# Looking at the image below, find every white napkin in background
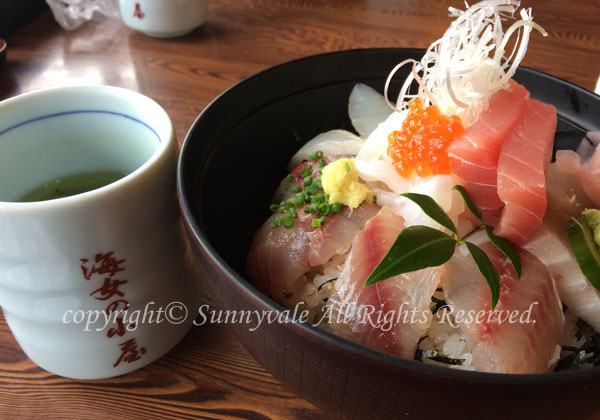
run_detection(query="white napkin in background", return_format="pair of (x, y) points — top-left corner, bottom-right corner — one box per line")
(46, 0), (120, 31)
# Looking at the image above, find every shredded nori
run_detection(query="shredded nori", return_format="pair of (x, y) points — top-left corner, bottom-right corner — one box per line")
(431, 296), (448, 315)
(415, 347), (465, 366)
(556, 318), (600, 371)
(317, 277), (337, 291)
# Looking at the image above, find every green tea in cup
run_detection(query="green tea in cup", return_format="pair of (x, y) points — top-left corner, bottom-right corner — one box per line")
(18, 170), (128, 202)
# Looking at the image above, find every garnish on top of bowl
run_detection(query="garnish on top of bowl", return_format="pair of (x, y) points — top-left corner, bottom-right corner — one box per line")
(246, 0), (600, 374)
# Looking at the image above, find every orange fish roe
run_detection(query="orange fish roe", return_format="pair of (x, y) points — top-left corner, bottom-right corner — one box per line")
(388, 98), (464, 178)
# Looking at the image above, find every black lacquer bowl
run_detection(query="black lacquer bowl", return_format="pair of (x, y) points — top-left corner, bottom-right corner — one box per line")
(0, 40), (6, 70)
(177, 48), (600, 420)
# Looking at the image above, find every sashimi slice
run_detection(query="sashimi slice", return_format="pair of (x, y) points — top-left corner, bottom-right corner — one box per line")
(247, 202), (378, 302)
(523, 210), (600, 333)
(553, 147), (600, 208)
(287, 130), (364, 170)
(328, 207), (441, 359)
(494, 98), (557, 243)
(348, 83), (392, 138)
(447, 82), (529, 212)
(442, 242), (564, 374)
(247, 159), (379, 301)
(547, 147), (599, 215)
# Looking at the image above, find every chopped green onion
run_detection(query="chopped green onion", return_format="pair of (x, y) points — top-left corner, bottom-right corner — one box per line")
(344, 162), (351, 172)
(319, 159), (327, 168)
(291, 186), (303, 193)
(303, 176), (313, 187)
(318, 203), (330, 215)
(306, 184), (320, 196)
(300, 166), (310, 178)
(330, 203), (342, 213)
(288, 207), (297, 218)
(282, 216), (295, 228)
(312, 218), (322, 228)
(269, 204), (280, 212)
(309, 150), (324, 161)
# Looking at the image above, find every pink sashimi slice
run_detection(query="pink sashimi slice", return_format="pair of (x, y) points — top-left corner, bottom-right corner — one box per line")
(246, 159), (379, 301)
(442, 243), (564, 374)
(247, 202), (379, 302)
(328, 206), (442, 359)
(494, 98), (557, 243)
(447, 82), (529, 212)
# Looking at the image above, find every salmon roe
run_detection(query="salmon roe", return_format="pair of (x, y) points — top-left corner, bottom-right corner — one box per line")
(387, 98), (464, 178)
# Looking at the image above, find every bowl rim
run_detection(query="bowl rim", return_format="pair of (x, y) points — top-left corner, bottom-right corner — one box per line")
(177, 47), (600, 385)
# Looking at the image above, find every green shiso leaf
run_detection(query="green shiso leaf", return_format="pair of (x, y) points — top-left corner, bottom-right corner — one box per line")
(568, 215), (600, 291)
(401, 192), (458, 235)
(453, 185), (483, 221)
(364, 226), (456, 287)
(485, 226), (522, 277)
(465, 241), (501, 310)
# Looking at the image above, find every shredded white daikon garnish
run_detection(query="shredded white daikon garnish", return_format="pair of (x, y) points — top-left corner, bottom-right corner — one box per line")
(384, 0), (546, 125)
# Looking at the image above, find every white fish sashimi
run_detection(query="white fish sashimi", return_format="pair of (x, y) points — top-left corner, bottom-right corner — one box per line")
(287, 129), (363, 170)
(523, 210), (600, 333)
(576, 132), (600, 163)
(552, 147), (600, 208)
(348, 83), (392, 138)
(442, 242), (564, 374)
(532, 150), (600, 333)
(329, 206), (441, 359)
(370, 174), (465, 229)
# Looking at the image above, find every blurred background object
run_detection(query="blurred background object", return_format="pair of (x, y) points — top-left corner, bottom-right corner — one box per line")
(0, 0), (48, 38)
(46, 0), (119, 30)
(118, 0), (207, 38)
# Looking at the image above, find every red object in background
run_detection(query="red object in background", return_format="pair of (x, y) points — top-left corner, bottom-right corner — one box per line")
(133, 3), (145, 19)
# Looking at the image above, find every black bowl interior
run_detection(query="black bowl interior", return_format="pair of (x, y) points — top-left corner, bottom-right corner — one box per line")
(178, 48), (600, 418)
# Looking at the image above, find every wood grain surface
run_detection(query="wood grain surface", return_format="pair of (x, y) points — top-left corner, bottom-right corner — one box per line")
(0, 1), (599, 419)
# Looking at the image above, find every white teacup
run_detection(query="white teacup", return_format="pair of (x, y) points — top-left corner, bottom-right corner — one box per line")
(0, 86), (199, 379)
(119, 0), (208, 38)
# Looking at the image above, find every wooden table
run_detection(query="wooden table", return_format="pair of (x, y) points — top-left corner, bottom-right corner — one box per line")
(1, 1), (599, 419)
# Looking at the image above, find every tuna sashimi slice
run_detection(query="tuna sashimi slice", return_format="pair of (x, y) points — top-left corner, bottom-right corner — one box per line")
(447, 81), (529, 212)
(495, 98), (557, 243)
(442, 242), (564, 374)
(328, 206), (441, 359)
(523, 210), (600, 333)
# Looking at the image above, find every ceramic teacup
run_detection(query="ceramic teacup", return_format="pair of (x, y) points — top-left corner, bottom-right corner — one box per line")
(0, 86), (198, 379)
(119, 0), (208, 38)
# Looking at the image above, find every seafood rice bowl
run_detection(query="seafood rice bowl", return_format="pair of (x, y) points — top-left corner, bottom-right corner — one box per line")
(178, 1), (600, 418)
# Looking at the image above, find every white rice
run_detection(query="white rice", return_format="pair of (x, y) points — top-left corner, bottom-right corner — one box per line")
(418, 292), (475, 371)
(281, 252), (348, 325)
